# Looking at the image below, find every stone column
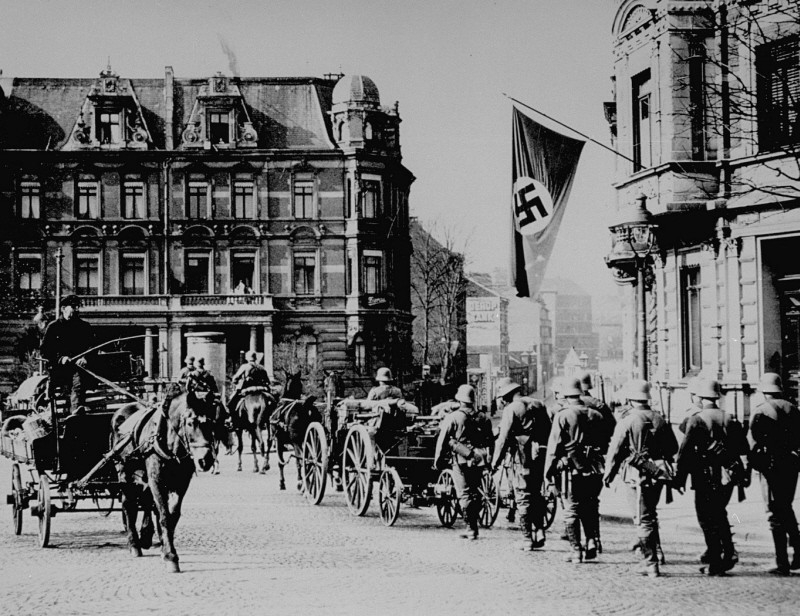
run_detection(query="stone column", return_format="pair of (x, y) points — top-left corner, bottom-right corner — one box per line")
(170, 325), (183, 380)
(262, 322), (274, 378)
(144, 327), (154, 378)
(250, 325), (258, 354)
(158, 327), (169, 379)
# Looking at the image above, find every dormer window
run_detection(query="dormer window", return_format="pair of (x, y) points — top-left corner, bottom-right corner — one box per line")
(98, 111), (121, 144)
(209, 111), (231, 144)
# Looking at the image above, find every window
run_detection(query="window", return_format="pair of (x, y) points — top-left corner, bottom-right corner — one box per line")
(354, 336), (366, 375)
(293, 253), (316, 295)
(17, 253), (41, 291)
(362, 180), (380, 218)
(233, 181), (255, 218)
(123, 181), (145, 219)
(298, 334), (318, 369)
(364, 121), (373, 141)
(98, 111), (121, 144)
(680, 267), (702, 375)
(231, 252), (255, 292)
(363, 251), (383, 294)
(187, 181), (209, 219)
(19, 181), (41, 218)
(75, 253), (100, 295)
(209, 112), (230, 144)
(185, 252), (210, 294)
(77, 180), (99, 218)
(632, 70), (652, 170)
(120, 253), (146, 295)
(293, 180), (314, 218)
(757, 36), (800, 150)
(688, 42), (706, 161)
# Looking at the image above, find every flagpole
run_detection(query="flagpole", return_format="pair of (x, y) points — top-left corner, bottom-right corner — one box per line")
(502, 93), (640, 169)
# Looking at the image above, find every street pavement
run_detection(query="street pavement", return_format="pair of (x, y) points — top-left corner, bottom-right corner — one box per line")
(0, 450), (798, 616)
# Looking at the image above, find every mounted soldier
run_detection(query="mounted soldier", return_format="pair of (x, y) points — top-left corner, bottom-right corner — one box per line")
(228, 350), (270, 415)
(749, 372), (800, 575)
(177, 356), (195, 386)
(491, 378), (552, 551)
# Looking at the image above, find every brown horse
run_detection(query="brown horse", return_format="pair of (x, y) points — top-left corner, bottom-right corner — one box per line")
(111, 390), (217, 573)
(230, 386), (275, 473)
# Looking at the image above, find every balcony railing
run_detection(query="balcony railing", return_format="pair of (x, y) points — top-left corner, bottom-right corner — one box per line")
(180, 294), (272, 309)
(78, 294), (273, 313)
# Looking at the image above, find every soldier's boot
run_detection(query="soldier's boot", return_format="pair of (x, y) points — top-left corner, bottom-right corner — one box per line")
(636, 560), (660, 578)
(720, 525), (738, 572)
(584, 537), (598, 561)
(531, 528), (546, 549)
(698, 549), (710, 564)
(788, 529), (800, 570)
(563, 523), (583, 563)
(768, 529), (791, 576)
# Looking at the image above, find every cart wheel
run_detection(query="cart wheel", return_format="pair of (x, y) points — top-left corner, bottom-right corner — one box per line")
(301, 422), (329, 505)
(378, 468), (402, 526)
(342, 424), (374, 516)
(11, 463), (23, 535)
(436, 469), (460, 528)
(478, 470), (500, 528)
(542, 484), (558, 530)
(37, 475), (51, 548)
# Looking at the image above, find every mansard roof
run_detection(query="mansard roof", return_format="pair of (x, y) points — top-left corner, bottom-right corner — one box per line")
(0, 74), (337, 151)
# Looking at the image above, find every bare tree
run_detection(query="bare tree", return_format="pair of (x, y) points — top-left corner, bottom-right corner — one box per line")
(409, 219), (468, 385)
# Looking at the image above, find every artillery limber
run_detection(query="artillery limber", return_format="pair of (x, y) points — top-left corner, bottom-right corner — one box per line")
(299, 398), (499, 528)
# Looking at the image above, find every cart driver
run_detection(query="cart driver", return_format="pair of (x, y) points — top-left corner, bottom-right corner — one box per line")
(40, 294), (96, 415)
(367, 367), (404, 401)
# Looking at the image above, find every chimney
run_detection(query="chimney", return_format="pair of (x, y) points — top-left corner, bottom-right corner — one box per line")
(164, 66), (174, 149)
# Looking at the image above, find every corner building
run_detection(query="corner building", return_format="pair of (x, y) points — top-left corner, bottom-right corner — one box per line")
(605, 1), (800, 415)
(0, 68), (414, 391)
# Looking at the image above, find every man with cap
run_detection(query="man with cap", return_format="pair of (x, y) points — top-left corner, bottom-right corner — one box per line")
(749, 372), (800, 575)
(178, 356), (196, 386)
(492, 378), (552, 550)
(228, 350), (270, 414)
(40, 295), (96, 415)
(604, 379), (678, 578)
(367, 367), (404, 401)
(188, 357), (218, 393)
(544, 376), (610, 562)
(434, 383), (494, 540)
(674, 378), (749, 575)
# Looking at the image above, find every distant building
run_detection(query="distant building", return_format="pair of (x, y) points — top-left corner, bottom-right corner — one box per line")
(466, 277), (509, 411)
(540, 278), (600, 373)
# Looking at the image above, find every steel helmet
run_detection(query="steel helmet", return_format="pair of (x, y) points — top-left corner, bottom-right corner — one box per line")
(695, 378), (720, 400)
(375, 367), (393, 382)
(197, 357), (206, 366)
(625, 379), (651, 402)
(496, 379), (521, 399)
(455, 384), (476, 405)
(184, 355), (195, 364)
(561, 377), (583, 398)
(245, 350), (257, 361)
(759, 372), (783, 394)
(578, 371), (593, 391)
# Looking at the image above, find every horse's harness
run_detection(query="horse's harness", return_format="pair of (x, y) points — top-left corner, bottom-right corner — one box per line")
(127, 395), (213, 463)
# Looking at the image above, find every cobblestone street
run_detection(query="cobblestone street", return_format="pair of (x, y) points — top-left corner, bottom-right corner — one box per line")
(0, 451), (797, 616)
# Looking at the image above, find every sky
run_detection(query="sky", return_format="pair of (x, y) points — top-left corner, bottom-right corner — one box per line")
(1, 0), (619, 298)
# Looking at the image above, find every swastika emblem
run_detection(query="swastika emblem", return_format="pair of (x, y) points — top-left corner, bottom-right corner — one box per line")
(513, 177), (554, 236)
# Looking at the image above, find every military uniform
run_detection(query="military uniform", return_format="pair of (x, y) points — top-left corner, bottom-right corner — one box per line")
(434, 385), (493, 540)
(750, 376), (800, 574)
(544, 392), (608, 561)
(493, 394), (552, 548)
(604, 388), (678, 575)
(228, 358), (270, 413)
(367, 383), (404, 401)
(675, 396), (749, 575)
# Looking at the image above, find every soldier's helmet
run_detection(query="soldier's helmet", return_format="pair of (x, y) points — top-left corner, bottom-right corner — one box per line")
(245, 350), (257, 361)
(197, 357), (206, 367)
(625, 379), (651, 402)
(759, 372), (783, 394)
(455, 383), (476, 405)
(561, 377), (583, 398)
(184, 355), (195, 365)
(578, 370), (593, 391)
(61, 294), (81, 309)
(696, 378), (720, 400)
(496, 379), (521, 399)
(375, 367), (393, 382)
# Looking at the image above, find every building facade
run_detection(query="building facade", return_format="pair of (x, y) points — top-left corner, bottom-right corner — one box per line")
(0, 68), (414, 393)
(539, 278), (600, 373)
(605, 1), (800, 414)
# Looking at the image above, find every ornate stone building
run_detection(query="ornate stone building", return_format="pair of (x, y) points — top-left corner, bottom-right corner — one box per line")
(0, 67), (414, 392)
(605, 1), (800, 415)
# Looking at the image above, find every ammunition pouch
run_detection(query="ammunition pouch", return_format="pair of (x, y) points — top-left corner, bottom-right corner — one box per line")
(627, 451), (674, 485)
(705, 440), (747, 486)
(565, 443), (604, 476)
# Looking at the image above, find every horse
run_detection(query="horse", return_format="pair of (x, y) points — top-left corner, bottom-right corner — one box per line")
(230, 386), (276, 473)
(111, 389), (217, 573)
(269, 370), (322, 491)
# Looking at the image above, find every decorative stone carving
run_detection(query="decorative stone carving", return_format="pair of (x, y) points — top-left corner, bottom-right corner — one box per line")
(182, 124), (200, 145)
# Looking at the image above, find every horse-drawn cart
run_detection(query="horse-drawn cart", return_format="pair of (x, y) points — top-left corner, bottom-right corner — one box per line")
(299, 398), (500, 528)
(1, 351), (146, 547)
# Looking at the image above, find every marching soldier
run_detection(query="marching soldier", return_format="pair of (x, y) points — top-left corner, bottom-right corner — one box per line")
(579, 371), (616, 432)
(604, 380), (678, 578)
(40, 294), (96, 415)
(491, 379), (552, 550)
(228, 350), (270, 414)
(434, 384), (493, 540)
(367, 367), (404, 401)
(674, 378), (749, 575)
(544, 377), (609, 563)
(749, 373), (800, 575)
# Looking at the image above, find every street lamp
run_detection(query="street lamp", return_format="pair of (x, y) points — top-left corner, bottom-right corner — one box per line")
(605, 194), (658, 381)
